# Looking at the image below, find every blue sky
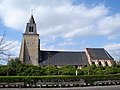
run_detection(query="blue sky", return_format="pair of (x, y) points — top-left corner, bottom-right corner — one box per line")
(0, 0), (120, 63)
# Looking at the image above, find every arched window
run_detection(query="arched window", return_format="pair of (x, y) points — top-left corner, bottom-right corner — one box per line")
(105, 61), (108, 66)
(75, 65), (78, 69)
(98, 61), (102, 66)
(29, 26), (33, 32)
(92, 62), (95, 65)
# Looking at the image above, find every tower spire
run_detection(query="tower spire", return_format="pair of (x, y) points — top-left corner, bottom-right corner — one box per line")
(24, 13), (37, 34)
(28, 14), (35, 23)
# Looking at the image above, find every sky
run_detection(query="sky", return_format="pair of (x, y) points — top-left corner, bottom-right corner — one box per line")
(0, 0), (120, 64)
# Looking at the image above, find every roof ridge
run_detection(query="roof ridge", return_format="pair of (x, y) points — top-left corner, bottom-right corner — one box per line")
(86, 48), (104, 49)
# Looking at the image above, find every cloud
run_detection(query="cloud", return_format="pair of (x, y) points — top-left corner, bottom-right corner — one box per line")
(0, 0), (120, 39)
(0, 0), (120, 60)
(0, 0), (108, 36)
(59, 39), (78, 46)
(98, 14), (120, 39)
(104, 43), (120, 60)
(38, 4), (109, 38)
(0, 0), (70, 30)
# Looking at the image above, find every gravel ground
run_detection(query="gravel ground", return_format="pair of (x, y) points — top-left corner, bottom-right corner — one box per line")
(1, 85), (120, 90)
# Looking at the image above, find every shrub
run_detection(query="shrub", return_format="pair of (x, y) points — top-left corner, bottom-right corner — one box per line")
(0, 74), (120, 84)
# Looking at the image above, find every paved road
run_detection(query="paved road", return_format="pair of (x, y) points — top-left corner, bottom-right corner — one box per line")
(1, 85), (120, 90)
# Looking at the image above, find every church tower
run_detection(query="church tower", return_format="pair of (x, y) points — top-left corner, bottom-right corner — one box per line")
(19, 14), (40, 65)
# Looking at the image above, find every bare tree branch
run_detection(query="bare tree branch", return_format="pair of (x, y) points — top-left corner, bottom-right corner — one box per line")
(0, 31), (14, 60)
(0, 31), (6, 46)
(0, 41), (15, 51)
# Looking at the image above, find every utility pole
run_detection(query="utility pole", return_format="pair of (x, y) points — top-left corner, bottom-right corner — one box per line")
(88, 65), (90, 75)
(76, 70), (78, 76)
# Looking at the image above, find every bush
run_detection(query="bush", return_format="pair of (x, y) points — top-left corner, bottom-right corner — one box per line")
(59, 65), (76, 75)
(0, 74), (120, 84)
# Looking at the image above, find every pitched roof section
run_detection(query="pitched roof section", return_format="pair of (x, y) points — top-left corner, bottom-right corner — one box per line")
(39, 51), (88, 66)
(86, 48), (113, 60)
(28, 14), (35, 23)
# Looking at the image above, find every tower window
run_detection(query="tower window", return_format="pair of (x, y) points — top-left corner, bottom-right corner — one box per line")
(105, 61), (108, 66)
(27, 41), (29, 44)
(29, 26), (33, 32)
(32, 42), (34, 45)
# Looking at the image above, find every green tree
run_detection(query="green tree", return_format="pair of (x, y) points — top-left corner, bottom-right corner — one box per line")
(7, 57), (22, 67)
(0, 65), (8, 76)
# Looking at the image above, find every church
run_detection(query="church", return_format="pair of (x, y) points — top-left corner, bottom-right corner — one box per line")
(19, 14), (114, 68)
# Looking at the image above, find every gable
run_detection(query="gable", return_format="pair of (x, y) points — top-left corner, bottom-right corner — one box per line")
(86, 48), (113, 60)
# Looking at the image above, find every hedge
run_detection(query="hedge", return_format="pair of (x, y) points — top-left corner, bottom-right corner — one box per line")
(0, 74), (120, 84)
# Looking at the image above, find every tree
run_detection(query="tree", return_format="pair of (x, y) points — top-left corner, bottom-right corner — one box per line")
(112, 60), (116, 67)
(6, 58), (22, 76)
(7, 58), (22, 67)
(0, 32), (14, 61)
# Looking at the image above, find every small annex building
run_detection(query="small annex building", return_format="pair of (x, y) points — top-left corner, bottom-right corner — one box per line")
(19, 14), (114, 68)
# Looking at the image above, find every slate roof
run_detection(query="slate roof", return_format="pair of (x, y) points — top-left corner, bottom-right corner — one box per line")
(28, 14), (35, 23)
(86, 48), (113, 60)
(39, 51), (88, 66)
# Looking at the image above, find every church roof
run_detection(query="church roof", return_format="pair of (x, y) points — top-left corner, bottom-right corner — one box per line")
(28, 14), (35, 23)
(86, 48), (113, 60)
(39, 51), (88, 66)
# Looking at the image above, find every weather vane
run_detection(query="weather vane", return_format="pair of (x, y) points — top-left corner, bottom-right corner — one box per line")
(31, 9), (33, 14)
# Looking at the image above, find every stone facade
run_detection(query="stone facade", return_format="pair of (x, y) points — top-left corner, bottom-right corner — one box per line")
(19, 14), (40, 66)
(19, 15), (114, 67)
(85, 48), (113, 67)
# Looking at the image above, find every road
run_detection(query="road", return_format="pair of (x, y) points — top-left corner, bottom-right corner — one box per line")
(1, 85), (120, 90)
